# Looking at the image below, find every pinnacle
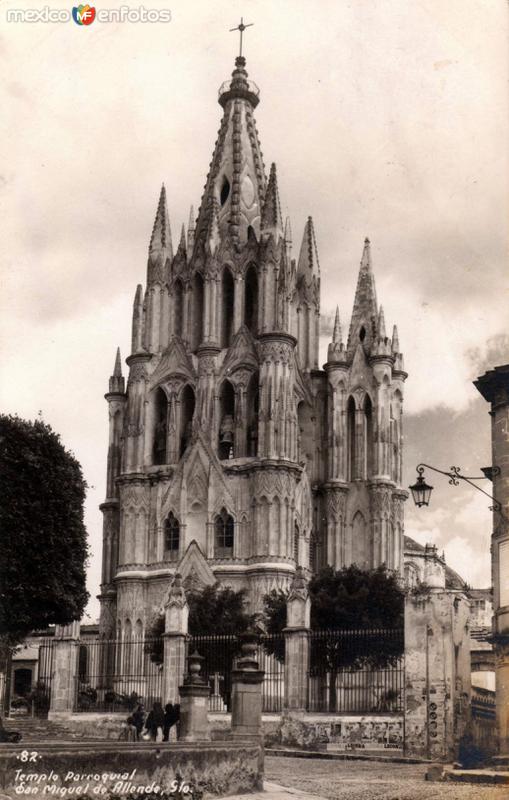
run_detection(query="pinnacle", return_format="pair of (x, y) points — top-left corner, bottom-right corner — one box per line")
(360, 236), (371, 271)
(113, 347), (122, 377)
(284, 216), (292, 244)
(149, 184), (173, 258)
(346, 237), (379, 354)
(377, 306), (386, 339)
(297, 216), (320, 276)
(261, 163), (283, 236)
(392, 324), (400, 354)
(333, 306), (342, 343)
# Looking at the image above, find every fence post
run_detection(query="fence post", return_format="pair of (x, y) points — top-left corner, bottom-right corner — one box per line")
(178, 650), (211, 741)
(231, 631), (265, 738)
(283, 567), (311, 711)
(49, 621), (80, 717)
(163, 573), (189, 704)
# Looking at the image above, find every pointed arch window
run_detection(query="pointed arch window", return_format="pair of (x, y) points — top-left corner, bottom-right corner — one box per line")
(363, 395), (374, 478)
(215, 508), (234, 557)
(153, 387), (168, 465)
(192, 272), (204, 352)
(246, 372), (259, 457)
(244, 265), (258, 334)
(221, 267), (235, 348)
(164, 512), (180, 561)
(174, 279), (184, 337)
(347, 396), (356, 481)
(220, 176), (230, 207)
(218, 380), (235, 460)
(180, 384), (195, 457)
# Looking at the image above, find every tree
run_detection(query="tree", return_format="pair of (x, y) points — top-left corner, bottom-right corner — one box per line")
(0, 415), (89, 644)
(145, 583), (255, 710)
(263, 565), (404, 708)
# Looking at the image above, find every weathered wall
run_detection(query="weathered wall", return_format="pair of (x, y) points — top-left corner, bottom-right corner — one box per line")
(404, 590), (471, 761)
(0, 740), (263, 799)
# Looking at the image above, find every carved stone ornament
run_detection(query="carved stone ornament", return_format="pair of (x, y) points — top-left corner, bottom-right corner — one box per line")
(288, 565), (308, 602)
(165, 572), (187, 609)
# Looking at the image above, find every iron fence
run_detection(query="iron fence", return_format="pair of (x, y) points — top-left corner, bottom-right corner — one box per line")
(75, 636), (163, 712)
(307, 628), (404, 713)
(188, 633), (285, 713)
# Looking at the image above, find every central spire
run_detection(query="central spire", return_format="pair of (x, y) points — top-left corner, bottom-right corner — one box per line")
(193, 56), (266, 254)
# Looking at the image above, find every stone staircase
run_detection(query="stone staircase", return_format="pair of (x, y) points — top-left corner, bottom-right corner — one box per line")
(3, 716), (101, 742)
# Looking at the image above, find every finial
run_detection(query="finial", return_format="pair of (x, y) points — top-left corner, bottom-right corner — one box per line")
(187, 205), (195, 232)
(149, 183), (172, 257)
(180, 223), (186, 247)
(284, 216), (292, 244)
(360, 236), (371, 270)
(229, 17), (254, 59)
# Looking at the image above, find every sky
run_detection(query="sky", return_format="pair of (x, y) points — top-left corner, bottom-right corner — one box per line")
(0, 0), (507, 621)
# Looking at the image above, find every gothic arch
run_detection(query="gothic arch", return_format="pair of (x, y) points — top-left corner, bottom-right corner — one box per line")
(246, 371), (259, 456)
(364, 394), (374, 478)
(214, 507), (235, 557)
(164, 511), (180, 561)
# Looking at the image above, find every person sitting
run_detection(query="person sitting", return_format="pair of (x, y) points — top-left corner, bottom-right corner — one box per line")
(131, 704), (145, 741)
(144, 701), (165, 742)
(118, 715), (137, 742)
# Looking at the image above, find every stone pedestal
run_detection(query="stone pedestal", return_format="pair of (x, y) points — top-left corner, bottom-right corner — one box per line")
(163, 574), (189, 704)
(49, 622), (80, 716)
(178, 651), (211, 742)
(231, 633), (265, 739)
(284, 567), (311, 711)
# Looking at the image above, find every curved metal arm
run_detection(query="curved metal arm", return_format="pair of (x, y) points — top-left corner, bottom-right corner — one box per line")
(416, 463), (503, 516)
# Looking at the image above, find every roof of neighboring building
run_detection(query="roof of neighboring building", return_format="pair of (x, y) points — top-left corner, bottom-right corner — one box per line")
(404, 535), (468, 591)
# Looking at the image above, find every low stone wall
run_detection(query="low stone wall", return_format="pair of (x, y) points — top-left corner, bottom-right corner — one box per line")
(0, 740), (263, 799)
(209, 712), (403, 752)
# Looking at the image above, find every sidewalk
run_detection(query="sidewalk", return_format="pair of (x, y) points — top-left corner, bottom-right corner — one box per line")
(222, 782), (327, 800)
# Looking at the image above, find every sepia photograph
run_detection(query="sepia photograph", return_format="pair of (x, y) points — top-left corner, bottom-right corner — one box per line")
(0, 1), (508, 798)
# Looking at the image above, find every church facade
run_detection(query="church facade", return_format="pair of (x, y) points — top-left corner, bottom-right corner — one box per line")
(98, 54), (408, 639)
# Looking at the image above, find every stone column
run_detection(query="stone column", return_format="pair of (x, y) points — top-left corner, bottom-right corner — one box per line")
(474, 365), (509, 757)
(284, 567), (311, 711)
(231, 632), (265, 739)
(49, 622), (80, 718)
(404, 591), (471, 761)
(163, 574), (189, 704)
(178, 651), (211, 742)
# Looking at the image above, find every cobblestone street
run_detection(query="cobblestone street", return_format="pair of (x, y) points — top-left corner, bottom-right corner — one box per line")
(264, 756), (509, 800)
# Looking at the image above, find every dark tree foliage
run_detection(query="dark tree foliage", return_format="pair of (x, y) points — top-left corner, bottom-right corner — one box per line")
(263, 565), (404, 670)
(145, 583), (255, 665)
(0, 415), (89, 643)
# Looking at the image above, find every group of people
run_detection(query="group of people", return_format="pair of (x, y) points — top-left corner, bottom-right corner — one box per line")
(119, 702), (180, 742)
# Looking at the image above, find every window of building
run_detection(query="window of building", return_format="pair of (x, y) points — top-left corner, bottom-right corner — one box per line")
(192, 272), (204, 352)
(164, 512), (180, 561)
(153, 387), (168, 465)
(215, 508), (234, 556)
(180, 384), (195, 457)
(244, 265), (258, 334)
(347, 396), (356, 481)
(174, 279), (184, 337)
(218, 380), (235, 460)
(364, 395), (374, 478)
(220, 176), (230, 206)
(221, 267), (235, 348)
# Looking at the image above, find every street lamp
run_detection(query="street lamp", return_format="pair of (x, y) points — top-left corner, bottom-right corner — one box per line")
(409, 463), (506, 520)
(409, 467), (434, 507)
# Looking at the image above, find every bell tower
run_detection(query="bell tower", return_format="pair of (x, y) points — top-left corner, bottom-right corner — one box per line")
(98, 46), (408, 638)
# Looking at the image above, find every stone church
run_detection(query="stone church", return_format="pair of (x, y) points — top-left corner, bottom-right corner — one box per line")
(98, 54), (408, 638)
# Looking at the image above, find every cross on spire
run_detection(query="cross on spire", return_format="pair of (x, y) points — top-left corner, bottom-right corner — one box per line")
(229, 17), (254, 58)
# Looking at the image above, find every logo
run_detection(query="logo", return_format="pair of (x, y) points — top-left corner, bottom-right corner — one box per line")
(72, 4), (96, 25)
